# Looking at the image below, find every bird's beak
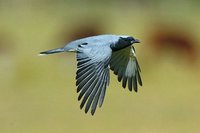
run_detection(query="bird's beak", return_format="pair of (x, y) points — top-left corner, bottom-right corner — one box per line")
(134, 39), (140, 43)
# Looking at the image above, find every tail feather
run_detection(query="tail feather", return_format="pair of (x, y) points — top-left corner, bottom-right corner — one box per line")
(39, 48), (64, 56)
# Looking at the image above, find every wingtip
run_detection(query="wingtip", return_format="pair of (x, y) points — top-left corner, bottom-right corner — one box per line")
(91, 111), (95, 116)
(85, 108), (89, 114)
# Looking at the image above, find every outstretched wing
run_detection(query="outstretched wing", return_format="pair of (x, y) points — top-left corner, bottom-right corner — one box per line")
(76, 43), (112, 115)
(110, 46), (142, 92)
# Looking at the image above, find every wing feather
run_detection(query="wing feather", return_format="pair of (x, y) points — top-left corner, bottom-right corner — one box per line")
(91, 70), (107, 115)
(76, 44), (111, 115)
(110, 46), (142, 92)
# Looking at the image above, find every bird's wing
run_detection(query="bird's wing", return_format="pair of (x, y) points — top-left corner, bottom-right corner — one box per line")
(76, 43), (112, 115)
(110, 46), (142, 92)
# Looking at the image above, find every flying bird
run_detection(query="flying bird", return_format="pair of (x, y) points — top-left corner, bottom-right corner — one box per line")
(39, 34), (142, 115)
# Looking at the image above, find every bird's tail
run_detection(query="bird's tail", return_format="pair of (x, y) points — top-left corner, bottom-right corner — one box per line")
(39, 48), (65, 56)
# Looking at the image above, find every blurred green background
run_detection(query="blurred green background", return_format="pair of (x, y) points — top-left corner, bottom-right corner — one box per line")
(0, 0), (200, 133)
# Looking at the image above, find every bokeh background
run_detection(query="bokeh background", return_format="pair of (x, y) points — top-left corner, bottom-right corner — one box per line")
(0, 0), (200, 133)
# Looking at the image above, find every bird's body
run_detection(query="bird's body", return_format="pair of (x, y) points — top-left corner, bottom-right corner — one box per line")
(65, 34), (120, 50)
(40, 34), (142, 115)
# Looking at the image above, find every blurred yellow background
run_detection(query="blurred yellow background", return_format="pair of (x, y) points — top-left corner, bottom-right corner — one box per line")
(0, 0), (200, 133)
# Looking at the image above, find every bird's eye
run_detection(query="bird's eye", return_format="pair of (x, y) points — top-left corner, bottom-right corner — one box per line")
(123, 37), (140, 43)
(126, 37), (134, 42)
(120, 37), (132, 42)
(121, 37), (134, 42)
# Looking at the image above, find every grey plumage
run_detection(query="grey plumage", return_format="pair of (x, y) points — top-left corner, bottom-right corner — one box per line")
(39, 34), (142, 115)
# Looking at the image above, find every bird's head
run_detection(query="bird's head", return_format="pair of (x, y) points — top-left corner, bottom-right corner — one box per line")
(120, 36), (140, 44)
(111, 35), (140, 51)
